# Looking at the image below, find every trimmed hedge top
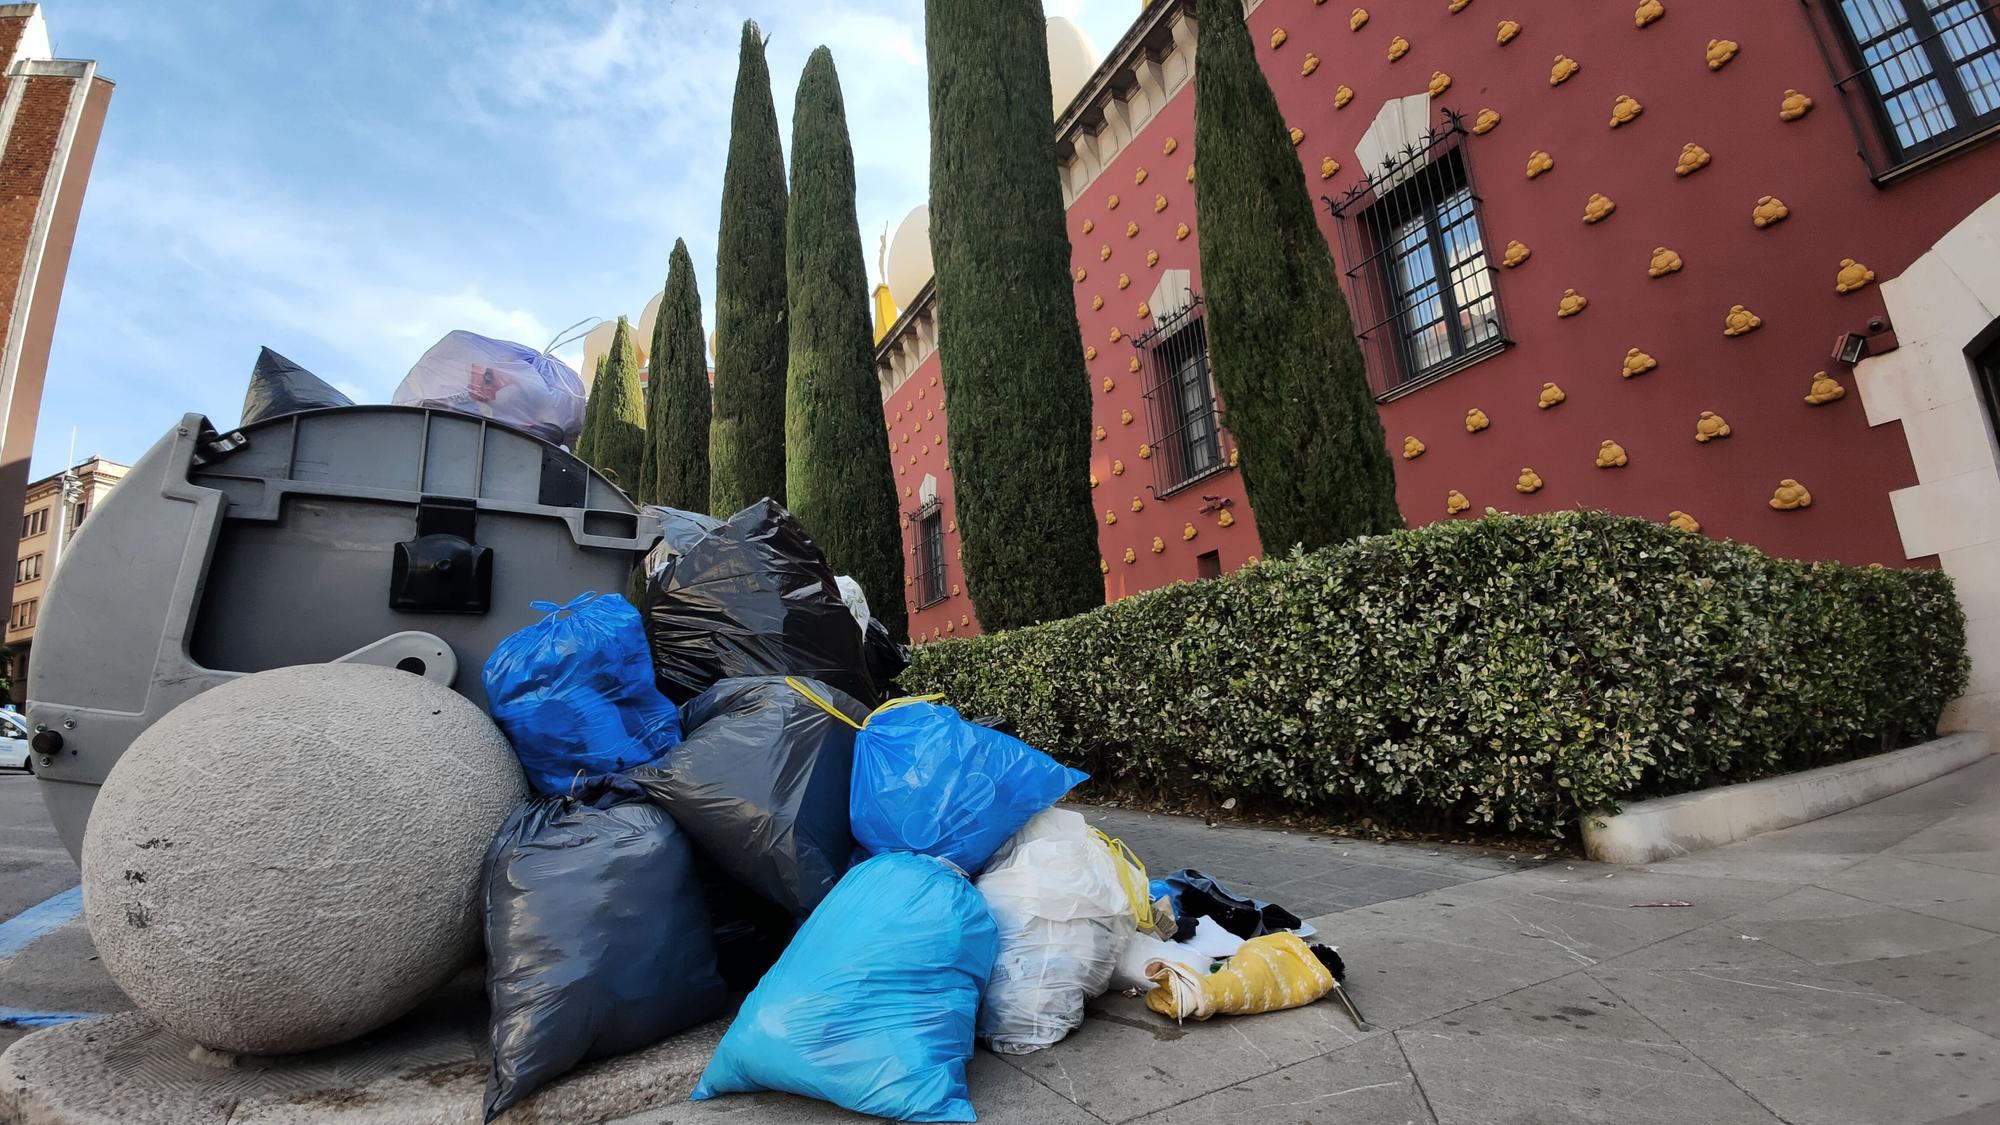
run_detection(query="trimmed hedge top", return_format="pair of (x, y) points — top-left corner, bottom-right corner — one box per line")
(902, 512), (1968, 836)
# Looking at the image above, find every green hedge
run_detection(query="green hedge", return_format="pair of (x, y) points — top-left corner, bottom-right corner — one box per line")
(902, 511), (1968, 836)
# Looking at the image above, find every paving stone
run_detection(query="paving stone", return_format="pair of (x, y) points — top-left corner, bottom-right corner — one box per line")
(1812, 854), (2000, 933)
(1126, 1035), (1432, 1125)
(0, 917), (126, 1018)
(1304, 925), (1576, 1030)
(1597, 920), (1845, 975)
(1886, 810), (2000, 875)
(630, 1051), (1104, 1125)
(1073, 807), (1510, 921)
(993, 990), (1374, 1124)
(1399, 974), (1784, 1125)
(1726, 887), (1996, 966)
(1820, 934), (2000, 1039)
(1594, 960), (2000, 1125)
(1635, 810), (1941, 884)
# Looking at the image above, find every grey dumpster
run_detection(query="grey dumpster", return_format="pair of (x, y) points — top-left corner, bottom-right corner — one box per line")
(27, 406), (662, 862)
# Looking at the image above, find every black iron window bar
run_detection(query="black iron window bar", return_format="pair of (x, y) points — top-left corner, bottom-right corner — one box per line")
(1324, 107), (1510, 401)
(906, 496), (947, 609)
(1807, 0), (2000, 180)
(1131, 294), (1230, 499)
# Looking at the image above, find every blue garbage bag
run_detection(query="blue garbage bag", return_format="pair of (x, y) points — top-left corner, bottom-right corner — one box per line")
(483, 592), (682, 795)
(851, 702), (1089, 874)
(692, 853), (998, 1122)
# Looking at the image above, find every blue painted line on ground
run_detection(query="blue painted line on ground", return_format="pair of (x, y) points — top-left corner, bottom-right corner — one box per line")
(0, 1007), (97, 1028)
(0, 886), (82, 962)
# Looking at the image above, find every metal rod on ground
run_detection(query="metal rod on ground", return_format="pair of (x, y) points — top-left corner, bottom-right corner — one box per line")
(1329, 980), (1369, 1031)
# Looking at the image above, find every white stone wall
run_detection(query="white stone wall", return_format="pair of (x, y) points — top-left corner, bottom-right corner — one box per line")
(1858, 192), (2000, 732)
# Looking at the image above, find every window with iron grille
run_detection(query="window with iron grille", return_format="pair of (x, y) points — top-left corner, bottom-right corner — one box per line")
(913, 503), (947, 608)
(1327, 112), (1507, 400)
(1134, 298), (1226, 497)
(1828, 0), (2000, 163)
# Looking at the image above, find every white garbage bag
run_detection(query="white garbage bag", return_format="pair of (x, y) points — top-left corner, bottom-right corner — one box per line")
(1109, 933), (1213, 994)
(394, 330), (588, 449)
(975, 808), (1133, 1054)
(834, 576), (870, 634)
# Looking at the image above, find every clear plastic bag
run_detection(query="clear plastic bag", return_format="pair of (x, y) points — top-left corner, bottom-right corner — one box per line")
(975, 809), (1132, 1054)
(395, 330), (587, 448)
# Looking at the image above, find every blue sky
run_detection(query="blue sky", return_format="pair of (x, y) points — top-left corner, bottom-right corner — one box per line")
(33, 0), (1136, 477)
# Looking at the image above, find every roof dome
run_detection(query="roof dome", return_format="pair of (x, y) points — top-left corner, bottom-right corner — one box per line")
(636, 290), (664, 355)
(886, 204), (933, 305)
(578, 307), (657, 391)
(1047, 17), (1100, 118)
(578, 320), (619, 391)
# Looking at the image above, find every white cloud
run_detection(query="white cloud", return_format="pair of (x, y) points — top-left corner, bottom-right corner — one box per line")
(78, 160), (551, 401)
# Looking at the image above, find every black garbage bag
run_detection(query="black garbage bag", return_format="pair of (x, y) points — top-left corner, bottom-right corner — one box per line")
(862, 616), (909, 699)
(647, 505), (725, 556)
(970, 714), (1018, 738)
(482, 776), (726, 1120)
(629, 675), (864, 919)
(1164, 869), (1304, 941)
(239, 346), (352, 425)
(641, 499), (873, 704)
(695, 854), (799, 992)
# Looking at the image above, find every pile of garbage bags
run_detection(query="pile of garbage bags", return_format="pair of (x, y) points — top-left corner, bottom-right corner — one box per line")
(471, 497), (1349, 1122)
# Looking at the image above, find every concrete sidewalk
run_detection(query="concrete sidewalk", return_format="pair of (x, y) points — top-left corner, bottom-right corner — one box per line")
(640, 754), (2000, 1125)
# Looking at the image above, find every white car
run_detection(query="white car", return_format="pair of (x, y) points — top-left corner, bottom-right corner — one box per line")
(0, 710), (31, 772)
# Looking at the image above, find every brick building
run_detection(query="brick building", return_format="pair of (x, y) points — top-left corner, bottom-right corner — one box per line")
(873, 0), (2000, 729)
(4, 453), (122, 698)
(0, 3), (111, 626)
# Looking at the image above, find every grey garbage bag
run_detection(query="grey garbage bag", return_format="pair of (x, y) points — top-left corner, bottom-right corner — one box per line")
(481, 776), (725, 1120)
(629, 676), (863, 919)
(640, 500), (874, 704)
(240, 346), (352, 425)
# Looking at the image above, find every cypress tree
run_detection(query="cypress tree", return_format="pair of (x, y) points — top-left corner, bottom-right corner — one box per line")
(575, 317), (646, 492)
(1192, 0), (1402, 550)
(784, 48), (907, 637)
(709, 20), (790, 515)
(641, 239), (713, 511)
(923, 0), (1102, 630)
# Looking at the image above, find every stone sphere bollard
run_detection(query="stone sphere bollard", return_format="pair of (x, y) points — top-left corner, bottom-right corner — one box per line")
(81, 663), (526, 1053)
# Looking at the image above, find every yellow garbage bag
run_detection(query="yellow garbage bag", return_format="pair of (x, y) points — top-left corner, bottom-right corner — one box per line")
(1143, 932), (1334, 1021)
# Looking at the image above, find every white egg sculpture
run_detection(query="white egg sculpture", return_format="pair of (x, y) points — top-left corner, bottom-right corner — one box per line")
(1047, 17), (1100, 118)
(886, 205), (934, 308)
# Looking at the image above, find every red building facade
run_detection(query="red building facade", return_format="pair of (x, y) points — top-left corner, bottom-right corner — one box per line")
(877, 0), (2000, 726)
